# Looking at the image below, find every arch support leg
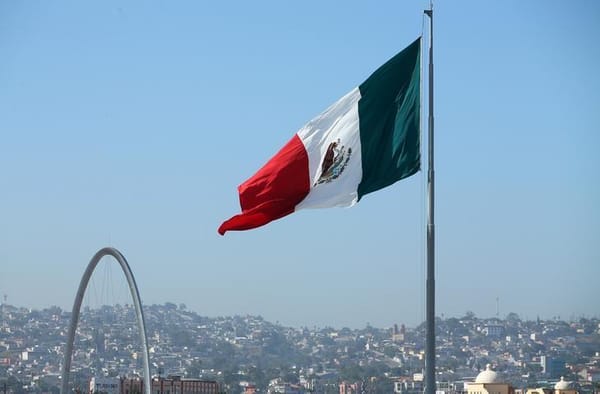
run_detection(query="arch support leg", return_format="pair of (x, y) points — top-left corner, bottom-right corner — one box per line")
(60, 247), (151, 394)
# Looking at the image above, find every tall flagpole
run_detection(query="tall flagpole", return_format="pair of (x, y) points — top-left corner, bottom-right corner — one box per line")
(424, 5), (436, 394)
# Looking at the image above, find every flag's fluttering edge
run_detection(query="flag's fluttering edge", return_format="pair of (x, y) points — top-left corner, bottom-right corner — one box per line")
(218, 37), (421, 235)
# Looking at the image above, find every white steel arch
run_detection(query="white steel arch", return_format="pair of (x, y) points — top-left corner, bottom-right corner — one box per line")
(60, 247), (151, 394)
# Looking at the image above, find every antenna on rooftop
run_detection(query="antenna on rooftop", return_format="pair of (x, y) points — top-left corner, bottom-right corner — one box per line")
(1, 294), (5, 329)
(496, 297), (499, 318)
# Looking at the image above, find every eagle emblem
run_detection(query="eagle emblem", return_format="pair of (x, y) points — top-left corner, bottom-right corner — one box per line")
(315, 138), (352, 186)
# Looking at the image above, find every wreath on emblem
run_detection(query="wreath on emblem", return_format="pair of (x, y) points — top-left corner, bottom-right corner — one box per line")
(315, 138), (352, 186)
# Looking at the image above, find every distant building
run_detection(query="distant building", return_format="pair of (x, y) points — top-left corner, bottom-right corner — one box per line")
(267, 378), (305, 394)
(525, 376), (578, 394)
(554, 377), (577, 394)
(392, 324), (406, 342)
(243, 384), (257, 394)
(393, 377), (423, 394)
(90, 377), (120, 394)
(541, 356), (566, 379)
(466, 365), (514, 394)
(482, 325), (504, 338)
(437, 380), (467, 394)
(578, 367), (600, 382)
(524, 387), (552, 394)
(339, 381), (362, 394)
(93, 328), (106, 353)
(118, 375), (221, 394)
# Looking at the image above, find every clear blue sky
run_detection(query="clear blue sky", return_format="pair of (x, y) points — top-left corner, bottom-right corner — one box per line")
(1, 1), (598, 328)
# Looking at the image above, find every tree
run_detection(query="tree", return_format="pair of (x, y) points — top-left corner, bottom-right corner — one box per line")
(506, 312), (521, 324)
(6, 376), (26, 394)
(246, 365), (267, 390)
(463, 311), (476, 320)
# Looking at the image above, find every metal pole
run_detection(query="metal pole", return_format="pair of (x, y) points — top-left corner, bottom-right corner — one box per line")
(424, 6), (436, 394)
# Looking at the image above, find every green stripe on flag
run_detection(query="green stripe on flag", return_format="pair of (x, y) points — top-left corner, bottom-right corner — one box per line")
(357, 37), (421, 199)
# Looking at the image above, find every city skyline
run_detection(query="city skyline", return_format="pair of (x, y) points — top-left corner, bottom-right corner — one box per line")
(1, 301), (599, 393)
(1, 298), (598, 330)
(1, 1), (599, 329)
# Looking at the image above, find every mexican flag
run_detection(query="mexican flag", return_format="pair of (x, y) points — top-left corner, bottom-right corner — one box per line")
(219, 37), (421, 235)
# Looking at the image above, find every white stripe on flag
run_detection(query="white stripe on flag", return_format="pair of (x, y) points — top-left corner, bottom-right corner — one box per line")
(295, 87), (363, 210)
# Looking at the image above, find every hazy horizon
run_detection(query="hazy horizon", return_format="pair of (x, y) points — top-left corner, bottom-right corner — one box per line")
(4, 298), (598, 331)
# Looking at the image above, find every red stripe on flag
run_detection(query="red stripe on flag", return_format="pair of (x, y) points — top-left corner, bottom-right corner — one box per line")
(218, 134), (310, 235)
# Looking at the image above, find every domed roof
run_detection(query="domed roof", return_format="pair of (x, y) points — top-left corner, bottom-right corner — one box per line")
(555, 377), (571, 390)
(475, 364), (500, 383)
